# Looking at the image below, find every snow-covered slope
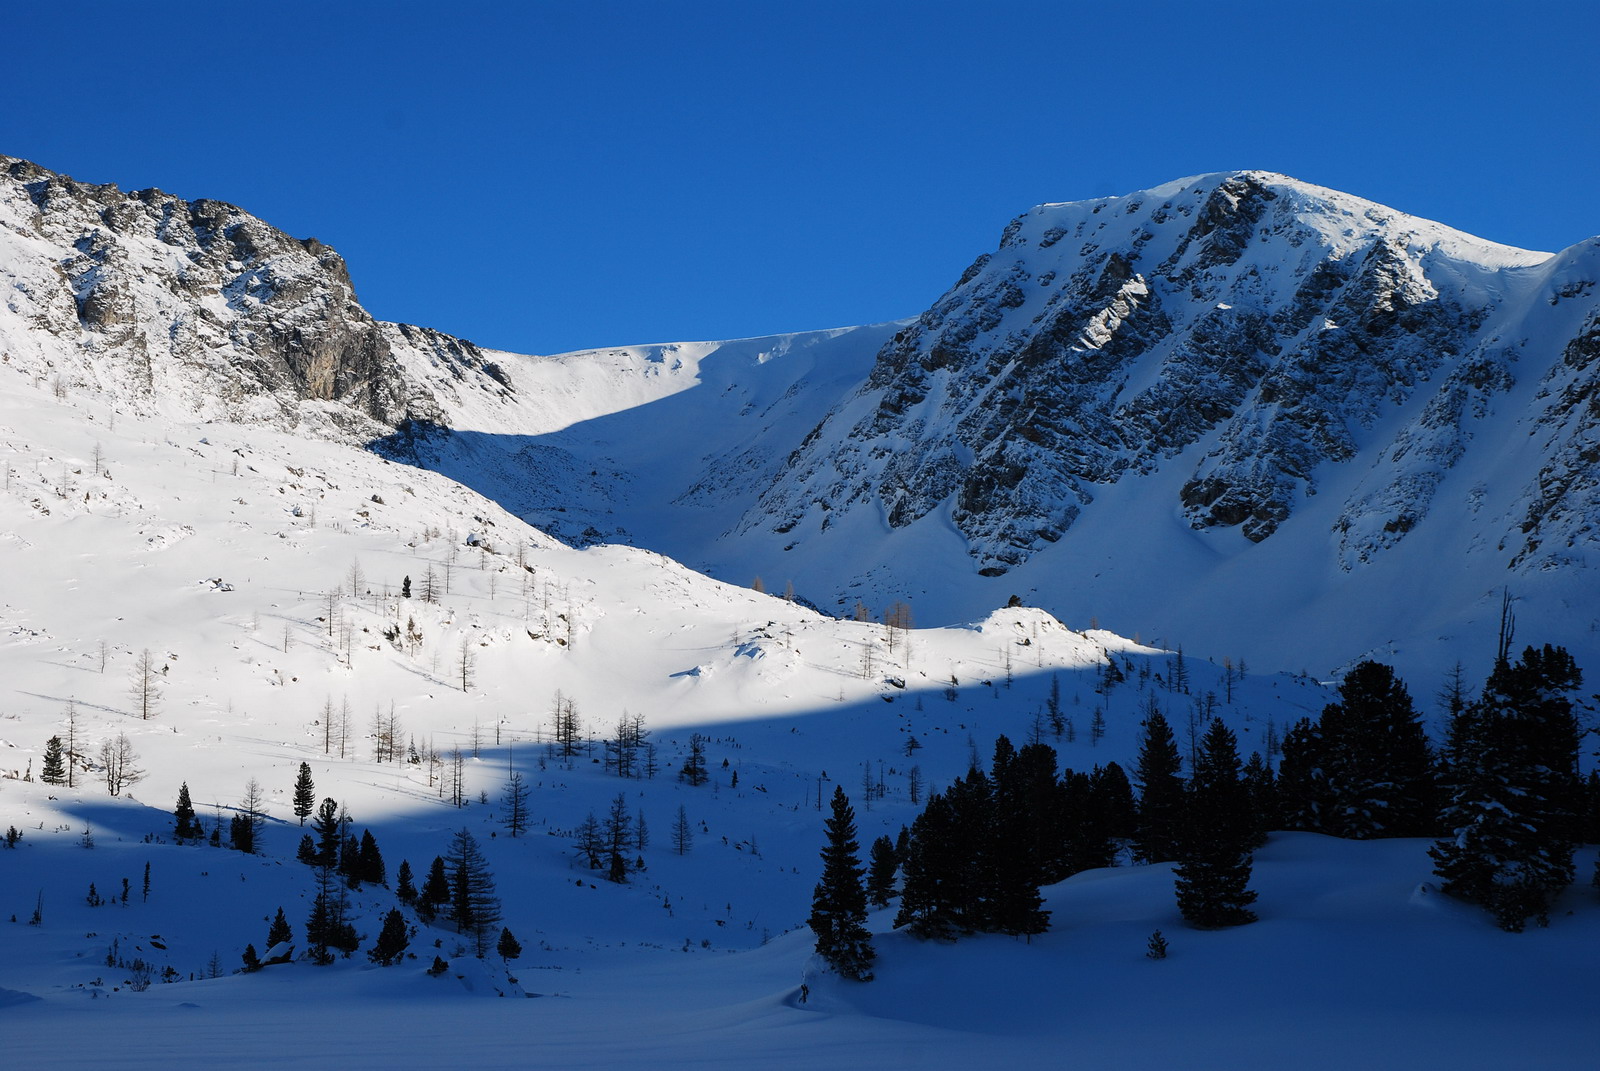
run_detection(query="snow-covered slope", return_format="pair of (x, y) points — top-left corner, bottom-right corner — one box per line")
(3, 157), (1598, 1070)
(10, 155), (1596, 683)
(386, 172), (1600, 685)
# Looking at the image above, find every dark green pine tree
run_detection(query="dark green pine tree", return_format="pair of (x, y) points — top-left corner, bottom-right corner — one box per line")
(267, 906), (293, 949)
(1174, 719), (1258, 929)
(894, 791), (961, 939)
(943, 766), (997, 932)
(358, 829), (386, 886)
(807, 787), (875, 981)
(1430, 645), (1583, 931)
(1239, 752), (1276, 850)
(1133, 710), (1185, 863)
(418, 855), (451, 922)
(305, 890), (336, 965)
(988, 738), (1051, 937)
(292, 762), (316, 827)
(866, 834), (898, 908)
(395, 860), (417, 905)
(497, 926), (522, 961)
(368, 907), (410, 966)
(41, 736), (67, 786)
(1319, 661), (1436, 838)
(241, 943), (262, 972)
(1013, 743), (1071, 883)
(1061, 769), (1115, 875)
(1274, 718), (1332, 832)
(311, 798), (341, 869)
(1089, 761), (1137, 841)
(173, 782), (199, 841)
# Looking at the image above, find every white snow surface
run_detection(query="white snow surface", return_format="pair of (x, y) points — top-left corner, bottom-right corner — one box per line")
(0, 339), (1594, 1069)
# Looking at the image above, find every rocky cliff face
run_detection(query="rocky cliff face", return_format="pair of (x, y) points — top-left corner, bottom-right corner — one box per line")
(0, 155), (484, 435)
(748, 171), (1598, 580)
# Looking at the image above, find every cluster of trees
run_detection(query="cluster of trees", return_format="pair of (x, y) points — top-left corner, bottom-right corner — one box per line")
(1268, 647), (1590, 931)
(573, 793), (647, 882)
(890, 736), (1147, 940)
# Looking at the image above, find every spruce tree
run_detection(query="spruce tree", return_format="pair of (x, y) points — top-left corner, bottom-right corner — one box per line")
(989, 738), (1050, 936)
(1275, 718), (1332, 832)
(358, 829), (386, 886)
(292, 763), (316, 826)
(267, 906), (293, 949)
(894, 791), (960, 939)
(1013, 742), (1071, 883)
(173, 782), (199, 841)
(866, 835), (898, 908)
(1430, 645), (1583, 930)
(418, 855), (450, 923)
(41, 736), (66, 786)
(1318, 661), (1435, 838)
(1133, 710), (1185, 863)
(807, 787), (875, 980)
(1174, 719), (1258, 928)
(368, 908), (410, 966)
(497, 927), (522, 961)
(1239, 752), (1276, 849)
(1090, 761), (1138, 841)
(396, 860), (417, 904)
(311, 798), (341, 868)
(241, 944), (262, 972)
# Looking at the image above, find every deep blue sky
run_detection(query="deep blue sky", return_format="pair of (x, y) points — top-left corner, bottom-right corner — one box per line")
(8, 2), (1597, 354)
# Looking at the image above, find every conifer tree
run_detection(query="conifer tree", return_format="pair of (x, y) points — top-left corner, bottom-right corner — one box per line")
(267, 906), (293, 949)
(1240, 752), (1276, 849)
(1430, 645), (1583, 930)
(446, 828), (502, 956)
(311, 797), (341, 868)
(1318, 661), (1436, 838)
(292, 763), (316, 826)
(1060, 768), (1116, 875)
(1013, 742), (1071, 882)
(1090, 761), (1138, 841)
(866, 834), (898, 908)
(497, 927), (522, 961)
(173, 782), (199, 841)
(41, 735), (66, 786)
(1275, 717), (1332, 832)
(396, 860), (417, 904)
(1133, 709), (1185, 863)
(241, 944), (262, 972)
(1174, 719), (1258, 928)
(369, 908), (410, 966)
(894, 791), (960, 939)
(808, 787), (875, 981)
(417, 855), (451, 922)
(358, 829), (386, 886)
(988, 737), (1050, 936)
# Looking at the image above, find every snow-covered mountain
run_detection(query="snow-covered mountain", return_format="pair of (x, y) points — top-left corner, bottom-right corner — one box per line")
(5, 155), (1598, 685)
(4, 157), (1599, 1069)
(389, 171), (1600, 684)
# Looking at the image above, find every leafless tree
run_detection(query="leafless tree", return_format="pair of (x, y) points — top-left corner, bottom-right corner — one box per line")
(129, 648), (161, 720)
(99, 733), (143, 795)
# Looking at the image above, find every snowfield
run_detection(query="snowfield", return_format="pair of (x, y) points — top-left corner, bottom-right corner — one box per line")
(2, 157), (1597, 1068)
(1, 349), (1595, 1069)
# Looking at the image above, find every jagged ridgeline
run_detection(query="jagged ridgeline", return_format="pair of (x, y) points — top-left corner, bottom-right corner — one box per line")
(755, 171), (1600, 578)
(0, 154), (507, 437)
